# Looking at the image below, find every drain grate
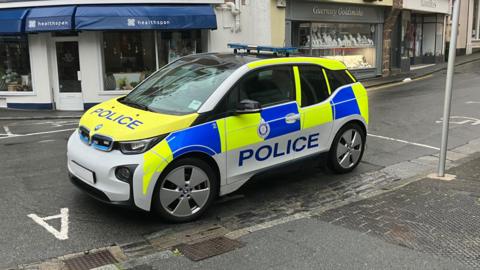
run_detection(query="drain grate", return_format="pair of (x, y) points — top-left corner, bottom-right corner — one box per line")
(175, 236), (244, 261)
(63, 250), (118, 270)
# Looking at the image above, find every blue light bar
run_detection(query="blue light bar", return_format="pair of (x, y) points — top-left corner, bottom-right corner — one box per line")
(228, 43), (298, 56)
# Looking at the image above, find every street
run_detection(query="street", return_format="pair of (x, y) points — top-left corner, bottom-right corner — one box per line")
(2, 60), (480, 269)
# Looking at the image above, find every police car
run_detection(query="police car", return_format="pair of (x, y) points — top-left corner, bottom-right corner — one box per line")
(67, 44), (369, 222)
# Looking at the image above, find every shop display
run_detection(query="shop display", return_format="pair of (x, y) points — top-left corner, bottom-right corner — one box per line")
(302, 31), (374, 49)
(296, 22), (376, 70)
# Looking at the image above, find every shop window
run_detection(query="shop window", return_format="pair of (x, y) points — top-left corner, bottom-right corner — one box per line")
(473, 0), (480, 40)
(295, 22), (377, 70)
(298, 65), (329, 107)
(103, 30), (202, 91)
(0, 36), (32, 92)
(103, 31), (156, 91)
(156, 30), (202, 69)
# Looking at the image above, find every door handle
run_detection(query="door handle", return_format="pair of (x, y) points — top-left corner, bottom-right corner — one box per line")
(285, 113), (300, 124)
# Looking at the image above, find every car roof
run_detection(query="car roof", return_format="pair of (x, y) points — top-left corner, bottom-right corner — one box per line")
(186, 52), (348, 71)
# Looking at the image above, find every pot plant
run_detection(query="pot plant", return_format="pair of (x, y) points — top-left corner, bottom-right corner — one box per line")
(2, 69), (20, 91)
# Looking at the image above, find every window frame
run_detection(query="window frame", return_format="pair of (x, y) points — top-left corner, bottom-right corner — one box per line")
(295, 64), (332, 108)
(223, 64), (298, 114)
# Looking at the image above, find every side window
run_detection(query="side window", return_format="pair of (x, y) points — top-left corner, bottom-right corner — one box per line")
(298, 65), (330, 107)
(324, 69), (356, 92)
(236, 66), (295, 107)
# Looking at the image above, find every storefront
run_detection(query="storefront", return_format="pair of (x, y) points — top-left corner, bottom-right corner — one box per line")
(285, 0), (388, 79)
(0, 1), (222, 110)
(400, 0), (449, 66)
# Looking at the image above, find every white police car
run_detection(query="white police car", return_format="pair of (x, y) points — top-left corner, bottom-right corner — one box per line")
(67, 44), (368, 222)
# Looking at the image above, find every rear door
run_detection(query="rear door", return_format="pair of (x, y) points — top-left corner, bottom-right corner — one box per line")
(224, 65), (301, 183)
(294, 65), (335, 158)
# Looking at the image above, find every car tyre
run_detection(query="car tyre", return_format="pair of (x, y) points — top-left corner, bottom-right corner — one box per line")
(328, 122), (366, 174)
(152, 158), (218, 223)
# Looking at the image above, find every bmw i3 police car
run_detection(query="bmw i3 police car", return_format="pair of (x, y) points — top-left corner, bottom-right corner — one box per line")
(67, 44), (369, 222)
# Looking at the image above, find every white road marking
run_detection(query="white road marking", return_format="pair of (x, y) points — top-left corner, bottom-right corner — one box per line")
(368, 134), (440, 151)
(226, 212), (311, 239)
(465, 101), (480, 104)
(3, 126), (12, 136)
(28, 208), (69, 240)
(0, 128), (76, 140)
(435, 116), (480, 126)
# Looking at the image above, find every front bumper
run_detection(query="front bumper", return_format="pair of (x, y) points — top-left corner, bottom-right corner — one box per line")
(67, 131), (146, 209)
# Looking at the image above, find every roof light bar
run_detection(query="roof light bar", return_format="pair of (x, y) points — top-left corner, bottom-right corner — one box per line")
(228, 43), (298, 56)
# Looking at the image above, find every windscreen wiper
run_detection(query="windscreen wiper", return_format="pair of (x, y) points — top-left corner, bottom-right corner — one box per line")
(120, 99), (151, 111)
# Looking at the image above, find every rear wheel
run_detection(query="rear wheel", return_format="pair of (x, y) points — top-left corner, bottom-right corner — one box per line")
(328, 123), (365, 173)
(152, 158), (218, 222)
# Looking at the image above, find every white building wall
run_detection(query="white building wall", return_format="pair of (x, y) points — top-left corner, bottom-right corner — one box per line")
(208, 1), (272, 52)
(78, 31), (121, 106)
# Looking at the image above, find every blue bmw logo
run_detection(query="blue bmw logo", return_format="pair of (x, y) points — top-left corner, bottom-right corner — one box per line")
(94, 124), (103, 131)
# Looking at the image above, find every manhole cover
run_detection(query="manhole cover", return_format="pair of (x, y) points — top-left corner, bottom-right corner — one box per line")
(63, 250), (118, 270)
(175, 236), (244, 261)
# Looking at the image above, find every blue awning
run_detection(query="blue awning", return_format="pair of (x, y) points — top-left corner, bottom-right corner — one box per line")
(75, 5), (217, 31)
(0, 8), (29, 34)
(25, 6), (76, 32)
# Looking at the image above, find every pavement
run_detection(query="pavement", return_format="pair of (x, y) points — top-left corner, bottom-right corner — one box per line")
(113, 152), (480, 270)
(0, 52), (479, 120)
(2, 56), (480, 269)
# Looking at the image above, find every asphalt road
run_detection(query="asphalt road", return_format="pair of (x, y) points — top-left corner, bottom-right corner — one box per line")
(2, 61), (480, 268)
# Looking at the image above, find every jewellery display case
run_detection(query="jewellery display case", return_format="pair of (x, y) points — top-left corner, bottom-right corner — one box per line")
(297, 22), (377, 70)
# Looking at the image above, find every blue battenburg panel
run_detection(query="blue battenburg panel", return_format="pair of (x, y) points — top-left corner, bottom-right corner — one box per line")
(261, 102), (300, 140)
(333, 100), (360, 119)
(330, 86), (360, 120)
(26, 6), (76, 32)
(331, 86), (356, 104)
(0, 8), (29, 34)
(167, 121), (221, 158)
(75, 5), (217, 30)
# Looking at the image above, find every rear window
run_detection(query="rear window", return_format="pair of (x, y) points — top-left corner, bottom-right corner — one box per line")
(324, 70), (356, 92)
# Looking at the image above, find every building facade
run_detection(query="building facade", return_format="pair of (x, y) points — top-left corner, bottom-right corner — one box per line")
(285, 0), (393, 79)
(446, 0), (480, 55)
(388, 0), (450, 72)
(0, 0), (285, 110)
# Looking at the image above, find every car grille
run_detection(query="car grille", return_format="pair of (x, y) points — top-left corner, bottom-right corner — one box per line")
(91, 134), (114, 152)
(78, 126), (90, 144)
(78, 126), (114, 152)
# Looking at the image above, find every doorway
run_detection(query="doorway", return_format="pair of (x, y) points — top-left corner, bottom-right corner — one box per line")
(52, 39), (83, 111)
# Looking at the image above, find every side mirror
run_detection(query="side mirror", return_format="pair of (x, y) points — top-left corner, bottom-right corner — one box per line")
(236, 99), (261, 114)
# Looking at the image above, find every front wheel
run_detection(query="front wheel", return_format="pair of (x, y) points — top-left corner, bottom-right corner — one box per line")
(152, 158), (218, 222)
(328, 123), (366, 174)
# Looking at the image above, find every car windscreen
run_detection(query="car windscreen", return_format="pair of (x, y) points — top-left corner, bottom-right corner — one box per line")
(121, 55), (237, 115)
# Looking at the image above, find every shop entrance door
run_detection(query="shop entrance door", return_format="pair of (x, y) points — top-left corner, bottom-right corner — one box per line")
(53, 40), (83, 111)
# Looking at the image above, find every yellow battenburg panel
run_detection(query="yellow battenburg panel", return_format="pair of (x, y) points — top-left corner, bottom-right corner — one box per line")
(216, 119), (227, 153)
(351, 83), (369, 124)
(300, 102), (334, 130)
(322, 69), (332, 95)
(293, 66), (302, 107)
(225, 113), (263, 151)
(247, 57), (347, 71)
(142, 139), (173, 195)
(79, 98), (198, 141)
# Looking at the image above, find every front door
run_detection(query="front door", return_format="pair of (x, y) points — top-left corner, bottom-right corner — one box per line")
(224, 66), (301, 183)
(54, 41), (83, 111)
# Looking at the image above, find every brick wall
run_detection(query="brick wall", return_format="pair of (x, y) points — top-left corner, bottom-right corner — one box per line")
(382, 0), (403, 75)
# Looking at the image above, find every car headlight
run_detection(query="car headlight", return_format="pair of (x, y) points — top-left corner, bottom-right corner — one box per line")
(118, 134), (168, 155)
